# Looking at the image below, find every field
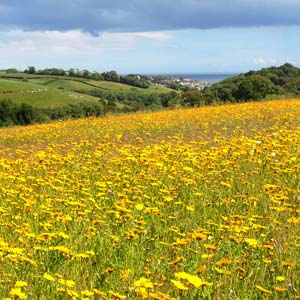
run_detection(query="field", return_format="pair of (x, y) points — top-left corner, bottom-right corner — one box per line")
(0, 99), (299, 299)
(0, 73), (173, 96)
(87, 81), (172, 93)
(0, 79), (100, 109)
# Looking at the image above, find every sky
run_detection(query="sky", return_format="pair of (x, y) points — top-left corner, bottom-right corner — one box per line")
(0, 0), (300, 74)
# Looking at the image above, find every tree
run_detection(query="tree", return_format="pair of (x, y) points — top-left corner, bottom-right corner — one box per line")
(6, 68), (18, 74)
(68, 69), (76, 77)
(182, 91), (203, 107)
(102, 71), (120, 82)
(27, 66), (36, 74)
(234, 75), (275, 101)
(83, 70), (91, 78)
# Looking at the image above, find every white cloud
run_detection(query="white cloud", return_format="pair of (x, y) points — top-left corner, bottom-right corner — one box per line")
(253, 57), (277, 65)
(99, 31), (173, 43)
(254, 57), (265, 64)
(0, 30), (97, 51)
(0, 29), (174, 70)
(0, 29), (173, 52)
(134, 31), (173, 40)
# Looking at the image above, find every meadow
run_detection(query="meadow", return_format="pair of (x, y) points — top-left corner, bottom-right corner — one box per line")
(0, 79), (100, 109)
(0, 99), (299, 299)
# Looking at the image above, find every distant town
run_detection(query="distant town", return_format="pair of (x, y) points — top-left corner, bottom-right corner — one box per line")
(148, 75), (211, 91)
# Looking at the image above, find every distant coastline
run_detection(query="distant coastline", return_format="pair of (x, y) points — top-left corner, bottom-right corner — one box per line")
(148, 73), (238, 84)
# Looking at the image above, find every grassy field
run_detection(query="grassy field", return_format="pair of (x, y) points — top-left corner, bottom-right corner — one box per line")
(0, 73), (173, 94)
(0, 99), (299, 299)
(88, 80), (172, 93)
(0, 79), (43, 93)
(0, 79), (101, 108)
(42, 80), (100, 93)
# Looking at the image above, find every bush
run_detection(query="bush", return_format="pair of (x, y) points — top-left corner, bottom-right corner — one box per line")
(0, 99), (38, 126)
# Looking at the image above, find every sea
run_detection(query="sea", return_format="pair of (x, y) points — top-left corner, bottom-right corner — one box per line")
(151, 73), (238, 84)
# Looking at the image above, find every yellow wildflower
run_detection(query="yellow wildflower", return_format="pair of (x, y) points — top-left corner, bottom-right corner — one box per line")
(9, 288), (27, 300)
(256, 285), (272, 294)
(171, 279), (189, 291)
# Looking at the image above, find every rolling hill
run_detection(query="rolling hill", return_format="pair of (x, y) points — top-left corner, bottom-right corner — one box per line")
(0, 78), (100, 109)
(0, 72), (177, 126)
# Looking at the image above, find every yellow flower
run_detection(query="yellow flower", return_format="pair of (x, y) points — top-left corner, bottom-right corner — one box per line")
(15, 281), (27, 288)
(121, 269), (132, 281)
(256, 285), (272, 294)
(149, 292), (177, 300)
(245, 238), (258, 247)
(186, 205), (195, 211)
(216, 258), (231, 266)
(175, 272), (212, 287)
(109, 290), (127, 299)
(215, 267), (232, 275)
(43, 273), (55, 282)
(93, 289), (107, 298)
(276, 276), (285, 282)
(274, 286), (288, 292)
(9, 288), (27, 300)
(220, 181), (231, 188)
(204, 244), (217, 251)
(171, 279), (189, 291)
(135, 203), (144, 211)
(81, 290), (94, 296)
(134, 277), (153, 288)
(66, 289), (79, 298)
(58, 279), (76, 288)
(135, 287), (148, 298)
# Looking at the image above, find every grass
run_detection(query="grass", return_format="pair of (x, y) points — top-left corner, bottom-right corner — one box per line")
(0, 73), (173, 94)
(0, 79), (42, 92)
(88, 80), (172, 93)
(0, 99), (299, 299)
(0, 79), (101, 108)
(42, 79), (100, 93)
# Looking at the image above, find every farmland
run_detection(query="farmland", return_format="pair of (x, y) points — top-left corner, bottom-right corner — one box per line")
(0, 73), (176, 125)
(0, 99), (299, 299)
(0, 79), (100, 109)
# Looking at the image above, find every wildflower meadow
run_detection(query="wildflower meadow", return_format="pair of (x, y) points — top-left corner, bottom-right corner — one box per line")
(0, 99), (299, 299)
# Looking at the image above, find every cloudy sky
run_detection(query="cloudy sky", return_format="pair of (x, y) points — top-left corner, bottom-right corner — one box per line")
(0, 0), (299, 73)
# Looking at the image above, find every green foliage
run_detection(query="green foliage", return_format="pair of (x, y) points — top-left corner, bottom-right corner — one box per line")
(234, 75), (277, 101)
(21, 67), (151, 89)
(284, 78), (300, 95)
(6, 68), (18, 74)
(0, 99), (37, 126)
(202, 63), (299, 104)
(182, 91), (204, 106)
(91, 88), (180, 110)
(26, 66), (36, 74)
(120, 75), (151, 88)
(101, 70), (120, 82)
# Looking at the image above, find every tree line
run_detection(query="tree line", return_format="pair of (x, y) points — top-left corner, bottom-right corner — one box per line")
(23, 67), (150, 89)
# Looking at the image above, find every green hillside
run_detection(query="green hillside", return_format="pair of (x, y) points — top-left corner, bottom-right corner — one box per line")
(42, 79), (99, 93)
(0, 72), (173, 92)
(88, 79), (172, 93)
(201, 63), (300, 104)
(0, 79), (100, 109)
(0, 72), (179, 127)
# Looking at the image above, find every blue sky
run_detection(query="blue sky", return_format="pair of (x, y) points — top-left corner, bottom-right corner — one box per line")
(0, 0), (300, 73)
